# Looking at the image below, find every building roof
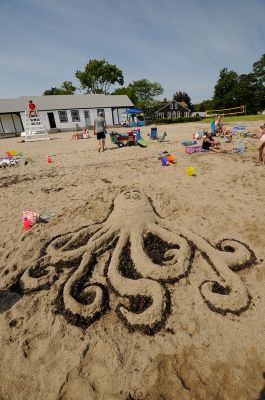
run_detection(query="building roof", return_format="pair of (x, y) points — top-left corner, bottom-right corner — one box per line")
(0, 94), (133, 114)
(155, 99), (190, 113)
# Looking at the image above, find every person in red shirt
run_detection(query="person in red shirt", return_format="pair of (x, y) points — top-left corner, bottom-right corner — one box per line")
(27, 100), (36, 118)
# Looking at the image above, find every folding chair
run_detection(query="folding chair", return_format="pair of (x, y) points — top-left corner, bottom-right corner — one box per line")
(210, 121), (217, 136)
(158, 132), (168, 142)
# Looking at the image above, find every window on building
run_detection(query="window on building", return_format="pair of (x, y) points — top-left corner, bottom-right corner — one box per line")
(71, 109), (80, 122)
(58, 110), (68, 123)
(177, 111), (181, 117)
(167, 111), (171, 118)
(170, 102), (174, 109)
(172, 111), (176, 118)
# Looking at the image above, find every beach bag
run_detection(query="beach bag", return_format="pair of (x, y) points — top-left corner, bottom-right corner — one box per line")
(23, 208), (39, 226)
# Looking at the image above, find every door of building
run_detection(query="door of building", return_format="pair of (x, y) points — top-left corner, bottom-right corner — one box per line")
(84, 110), (91, 127)
(112, 108), (119, 125)
(47, 112), (56, 128)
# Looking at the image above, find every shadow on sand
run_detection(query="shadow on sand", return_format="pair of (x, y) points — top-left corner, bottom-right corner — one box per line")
(0, 289), (22, 313)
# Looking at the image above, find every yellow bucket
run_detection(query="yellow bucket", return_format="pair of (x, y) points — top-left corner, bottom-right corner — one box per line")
(185, 166), (195, 176)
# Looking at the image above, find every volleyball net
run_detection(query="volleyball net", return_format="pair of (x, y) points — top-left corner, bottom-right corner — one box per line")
(205, 105), (246, 118)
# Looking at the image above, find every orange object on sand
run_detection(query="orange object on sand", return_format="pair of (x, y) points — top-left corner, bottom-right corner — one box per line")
(167, 155), (174, 163)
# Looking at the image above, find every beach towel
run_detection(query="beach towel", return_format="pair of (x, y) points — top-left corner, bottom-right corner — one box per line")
(185, 145), (202, 154)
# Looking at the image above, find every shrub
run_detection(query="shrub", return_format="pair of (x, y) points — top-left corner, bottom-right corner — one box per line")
(152, 115), (202, 124)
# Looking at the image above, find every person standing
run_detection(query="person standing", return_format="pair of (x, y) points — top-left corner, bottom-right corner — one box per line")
(94, 111), (106, 152)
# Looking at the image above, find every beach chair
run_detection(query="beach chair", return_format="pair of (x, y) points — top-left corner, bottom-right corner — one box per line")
(158, 132), (168, 142)
(210, 121), (217, 136)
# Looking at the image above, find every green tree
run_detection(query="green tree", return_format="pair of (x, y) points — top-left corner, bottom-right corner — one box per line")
(200, 99), (215, 112)
(232, 73), (261, 114)
(127, 79), (164, 108)
(213, 68), (239, 108)
(252, 54), (265, 112)
(75, 59), (124, 94)
(252, 53), (265, 85)
(112, 87), (137, 104)
(193, 99), (215, 112)
(173, 91), (192, 109)
(43, 81), (76, 95)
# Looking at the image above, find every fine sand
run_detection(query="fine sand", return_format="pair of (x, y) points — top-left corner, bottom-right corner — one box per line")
(0, 120), (265, 400)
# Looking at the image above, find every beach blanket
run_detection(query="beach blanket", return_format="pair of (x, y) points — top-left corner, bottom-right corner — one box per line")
(185, 145), (202, 154)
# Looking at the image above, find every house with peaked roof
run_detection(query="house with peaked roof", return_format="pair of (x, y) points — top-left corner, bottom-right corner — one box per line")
(154, 99), (191, 119)
(0, 94), (133, 135)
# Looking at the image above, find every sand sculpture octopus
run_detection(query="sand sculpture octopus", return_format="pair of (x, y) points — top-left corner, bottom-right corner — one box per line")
(18, 190), (256, 335)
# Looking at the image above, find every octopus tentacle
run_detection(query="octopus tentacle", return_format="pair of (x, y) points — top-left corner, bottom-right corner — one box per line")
(215, 239), (257, 271)
(44, 224), (98, 253)
(181, 231), (251, 314)
(130, 224), (194, 283)
(107, 231), (170, 335)
(19, 255), (57, 292)
(158, 219), (251, 314)
(43, 228), (110, 269)
(61, 229), (114, 321)
(19, 227), (111, 295)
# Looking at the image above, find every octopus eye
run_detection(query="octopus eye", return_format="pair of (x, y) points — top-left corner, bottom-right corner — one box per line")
(125, 193), (131, 199)
(133, 193), (141, 199)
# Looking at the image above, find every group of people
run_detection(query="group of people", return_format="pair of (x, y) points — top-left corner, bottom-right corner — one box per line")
(201, 115), (265, 162)
(201, 115), (228, 153)
(26, 100), (265, 162)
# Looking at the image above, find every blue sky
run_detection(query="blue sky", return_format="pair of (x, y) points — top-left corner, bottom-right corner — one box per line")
(0, 0), (264, 103)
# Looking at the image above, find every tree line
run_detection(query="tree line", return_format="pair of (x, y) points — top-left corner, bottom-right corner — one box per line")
(194, 54), (265, 114)
(43, 59), (165, 110)
(43, 59), (192, 111)
(44, 54), (265, 114)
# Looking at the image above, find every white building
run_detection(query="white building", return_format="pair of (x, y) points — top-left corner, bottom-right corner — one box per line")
(0, 94), (133, 135)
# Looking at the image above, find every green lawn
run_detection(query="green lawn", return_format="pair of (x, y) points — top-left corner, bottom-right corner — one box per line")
(201, 115), (265, 124)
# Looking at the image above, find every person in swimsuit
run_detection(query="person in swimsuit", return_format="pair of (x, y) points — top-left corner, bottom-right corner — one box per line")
(215, 115), (231, 137)
(94, 111), (106, 152)
(202, 132), (221, 153)
(258, 123), (265, 163)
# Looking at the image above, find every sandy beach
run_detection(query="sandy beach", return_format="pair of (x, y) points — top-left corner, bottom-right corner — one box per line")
(0, 120), (265, 400)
